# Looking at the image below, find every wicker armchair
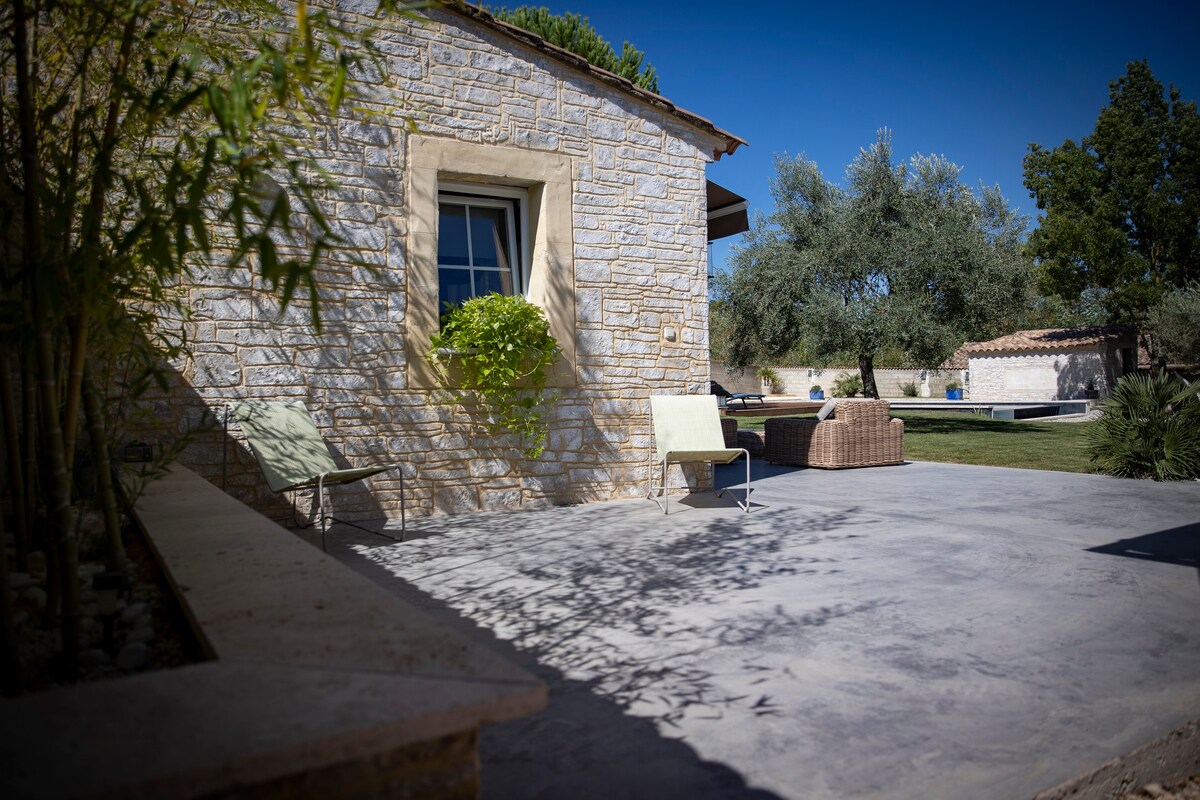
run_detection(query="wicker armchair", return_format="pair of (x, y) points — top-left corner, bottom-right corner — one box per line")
(720, 417), (738, 448)
(764, 400), (903, 469)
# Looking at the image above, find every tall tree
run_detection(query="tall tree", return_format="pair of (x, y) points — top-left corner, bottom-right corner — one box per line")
(489, 5), (659, 93)
(1023, 61), (1200, 347)
(715, 131), (1031, 397)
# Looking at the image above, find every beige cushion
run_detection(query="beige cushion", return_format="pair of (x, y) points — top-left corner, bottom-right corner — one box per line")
(816, 399), (838, 421)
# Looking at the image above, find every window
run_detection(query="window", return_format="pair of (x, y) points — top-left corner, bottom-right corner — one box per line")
(407, 136), (576, 389)
(437, 184), (528, 312)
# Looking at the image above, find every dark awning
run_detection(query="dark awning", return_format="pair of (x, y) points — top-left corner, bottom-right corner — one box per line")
(707, 180), (749, 242)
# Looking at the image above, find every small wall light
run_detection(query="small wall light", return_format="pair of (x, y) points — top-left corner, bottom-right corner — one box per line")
(123, 440), (153, 463)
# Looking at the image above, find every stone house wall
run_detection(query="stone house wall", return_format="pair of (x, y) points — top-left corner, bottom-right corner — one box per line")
(968, 349), (1112, 401)
(157, 3), (731, 520)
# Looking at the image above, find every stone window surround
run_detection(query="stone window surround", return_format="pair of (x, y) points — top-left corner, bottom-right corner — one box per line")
(407, 135), (577, 389)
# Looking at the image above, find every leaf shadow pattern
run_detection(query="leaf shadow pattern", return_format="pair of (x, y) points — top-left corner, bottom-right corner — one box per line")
(350, 501), (887, 731)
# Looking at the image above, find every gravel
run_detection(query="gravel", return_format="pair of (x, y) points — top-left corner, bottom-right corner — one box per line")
(5, 519), (204, 694)
(1122, 777), (1200, 799)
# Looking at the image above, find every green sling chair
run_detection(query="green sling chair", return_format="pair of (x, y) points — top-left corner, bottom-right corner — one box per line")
(227, 399), (406, 551)
(648, 394), (751, 514)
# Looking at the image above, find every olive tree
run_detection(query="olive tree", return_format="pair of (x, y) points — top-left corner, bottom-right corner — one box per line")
(715, 130), (1032, 397)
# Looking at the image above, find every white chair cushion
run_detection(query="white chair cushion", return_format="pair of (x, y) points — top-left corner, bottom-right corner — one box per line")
(816, 399), (838, 421)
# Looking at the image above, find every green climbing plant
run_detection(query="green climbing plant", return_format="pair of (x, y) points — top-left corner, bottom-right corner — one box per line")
(428, 294), (562, 459)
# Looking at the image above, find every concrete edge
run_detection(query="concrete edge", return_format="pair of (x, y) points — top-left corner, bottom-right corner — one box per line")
(0, 465), (546, 799)
(1034, 719), (1200, 800)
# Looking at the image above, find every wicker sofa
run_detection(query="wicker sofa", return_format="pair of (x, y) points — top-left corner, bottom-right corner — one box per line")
(764, 400), (903, 469)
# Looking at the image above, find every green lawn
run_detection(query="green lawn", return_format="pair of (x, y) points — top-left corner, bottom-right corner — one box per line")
(734, 411), (1095, 473)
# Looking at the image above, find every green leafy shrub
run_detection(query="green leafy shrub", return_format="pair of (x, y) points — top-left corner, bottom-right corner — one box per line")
(900, 380), (919, 397)
(1087, 373), (1200, 480)
(833, 372), (863, 397)
(428, 294), (562, 459)
(945, 380), (962, 391)
(757, 366), (782, 393)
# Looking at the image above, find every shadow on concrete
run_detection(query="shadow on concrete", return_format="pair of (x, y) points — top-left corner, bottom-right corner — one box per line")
(338, 535), (787, 799)
(329, 490), (880, 798)
(1087, 522), (1200, 574)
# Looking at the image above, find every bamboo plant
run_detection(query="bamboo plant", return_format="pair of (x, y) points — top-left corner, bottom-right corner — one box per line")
(0, 0), (415, 689)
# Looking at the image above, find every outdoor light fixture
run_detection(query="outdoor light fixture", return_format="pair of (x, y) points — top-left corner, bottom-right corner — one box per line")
(123, 440), (153, 463)
(93, 570), (128, 652)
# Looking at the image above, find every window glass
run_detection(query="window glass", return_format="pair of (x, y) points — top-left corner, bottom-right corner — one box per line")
(438, 268), (473, 312)
(436, 190), (523, 310)
(474, 269), (512, 297)
(468, 206), (509, 269)
(437, 204), (470, 266)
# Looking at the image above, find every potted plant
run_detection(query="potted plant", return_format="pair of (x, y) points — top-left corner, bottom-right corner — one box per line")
(427, 293), (562, 459)
(945, 380), (963, 400)
(833, 372), (863, 398)
(809, 384), (824, 400)
(757, 367), (782, 394)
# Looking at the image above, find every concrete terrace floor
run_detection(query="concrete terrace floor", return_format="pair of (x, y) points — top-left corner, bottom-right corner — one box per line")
(318, 460), (1200, 800)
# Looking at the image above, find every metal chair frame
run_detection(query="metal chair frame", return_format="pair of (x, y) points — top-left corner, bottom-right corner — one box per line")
(223, 401), (406, 551)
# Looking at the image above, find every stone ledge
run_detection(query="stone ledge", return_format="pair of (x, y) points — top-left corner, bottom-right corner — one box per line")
(0, 466), (545, 799)
(1035, 719), (1200, 800)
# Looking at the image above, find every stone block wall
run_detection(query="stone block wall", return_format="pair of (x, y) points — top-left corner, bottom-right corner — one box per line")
(711, 364), (966, 398)
(148, 3), (726, 520)
(968, 350), (1107, 401)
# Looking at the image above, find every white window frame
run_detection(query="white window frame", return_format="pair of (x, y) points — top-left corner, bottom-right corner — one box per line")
(438, 181), (531, 302)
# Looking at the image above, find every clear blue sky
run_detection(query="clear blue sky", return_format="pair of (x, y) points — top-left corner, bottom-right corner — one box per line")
(523, 0), (1200, 274)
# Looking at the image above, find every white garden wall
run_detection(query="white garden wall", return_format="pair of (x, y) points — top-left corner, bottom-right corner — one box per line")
(711, 364), (966, 398)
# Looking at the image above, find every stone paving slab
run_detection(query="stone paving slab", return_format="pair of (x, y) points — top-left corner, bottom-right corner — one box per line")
(136, 466), (537, 684)
(0, 466), (545, 799)
(0, 660), (533, 799)
(325, 461), (1200, 800)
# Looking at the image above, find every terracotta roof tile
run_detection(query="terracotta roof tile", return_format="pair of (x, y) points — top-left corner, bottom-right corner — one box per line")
(939, 343), (975, 370)
(963, 325), (1136, 355)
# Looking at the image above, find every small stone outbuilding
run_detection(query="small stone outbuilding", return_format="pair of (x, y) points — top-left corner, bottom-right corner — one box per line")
(964, 326), (1138, 401)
